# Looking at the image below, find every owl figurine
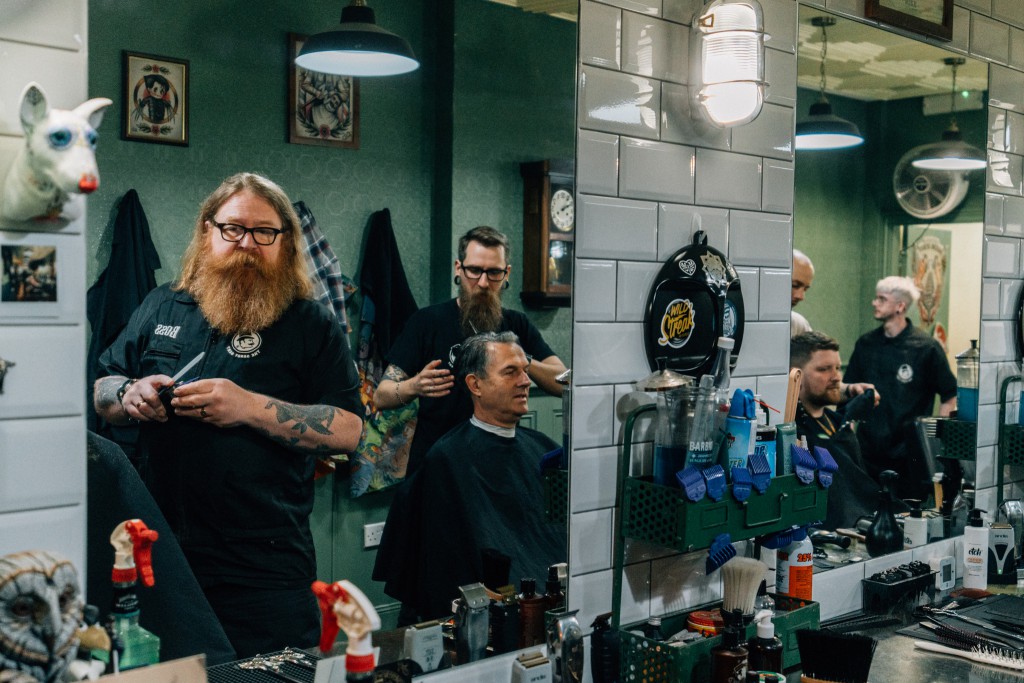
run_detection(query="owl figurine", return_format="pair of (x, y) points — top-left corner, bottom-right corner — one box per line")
(0, 551), (83, 683)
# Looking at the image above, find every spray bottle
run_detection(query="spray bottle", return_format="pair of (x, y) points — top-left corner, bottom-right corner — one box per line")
(312, 579), (382, 681)
(107, 519), (160, 671)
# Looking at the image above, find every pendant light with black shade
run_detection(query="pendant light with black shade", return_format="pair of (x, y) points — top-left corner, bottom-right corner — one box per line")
(295, 0), (419, 77)
(911, 57), (986, 171)
(795, 16), (864, 151)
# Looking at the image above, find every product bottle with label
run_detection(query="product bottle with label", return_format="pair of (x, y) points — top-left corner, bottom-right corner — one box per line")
(963, 508), (989, 590)
(686, 375), (720, 468)
(775, 536), (813, 601)
(711, 337), (735, 431)
(711, 621), (748, 683)
(903, 499), (929, 548)
(753, 397), (777, 477)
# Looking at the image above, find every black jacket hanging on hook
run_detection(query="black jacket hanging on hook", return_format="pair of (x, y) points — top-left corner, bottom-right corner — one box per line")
(86, 189), (161, 436)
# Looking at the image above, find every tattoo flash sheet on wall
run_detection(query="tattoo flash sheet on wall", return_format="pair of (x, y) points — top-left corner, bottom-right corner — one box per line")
(288, 33), (360, 149)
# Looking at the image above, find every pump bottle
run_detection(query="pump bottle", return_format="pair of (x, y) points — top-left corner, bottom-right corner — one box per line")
(107, 519), (161, 671)
(903, 499), (929, 548)
(963, 508), (989, 590)
(746, 610), (783, 674)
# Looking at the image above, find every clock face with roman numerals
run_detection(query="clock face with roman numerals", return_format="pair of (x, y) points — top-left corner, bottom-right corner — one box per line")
(550, 188), (574, 231)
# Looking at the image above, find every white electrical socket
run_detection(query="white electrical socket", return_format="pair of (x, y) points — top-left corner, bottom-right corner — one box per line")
(363, 521), (386, 548)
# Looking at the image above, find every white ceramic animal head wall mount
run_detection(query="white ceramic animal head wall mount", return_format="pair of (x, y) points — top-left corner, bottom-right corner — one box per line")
(0, 82), (112, 222)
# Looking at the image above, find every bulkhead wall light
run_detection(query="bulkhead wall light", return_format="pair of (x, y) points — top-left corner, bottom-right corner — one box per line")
(690, 0), (767, 127)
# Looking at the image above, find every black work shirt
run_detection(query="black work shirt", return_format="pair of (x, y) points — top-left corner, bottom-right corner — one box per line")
(98, 284), (361, 588)
(843, 323), (957, 460)
(385, 298), (555, 473)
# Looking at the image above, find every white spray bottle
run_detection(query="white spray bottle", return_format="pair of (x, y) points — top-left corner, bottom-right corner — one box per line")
(108, 519), (160, 671)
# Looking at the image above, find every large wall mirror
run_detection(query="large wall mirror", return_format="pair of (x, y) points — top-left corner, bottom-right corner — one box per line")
(81, 0), (578, 661)
(793, 6), (987, 554)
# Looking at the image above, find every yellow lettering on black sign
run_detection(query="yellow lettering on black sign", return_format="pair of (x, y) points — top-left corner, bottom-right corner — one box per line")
(657, 298), (695, 348)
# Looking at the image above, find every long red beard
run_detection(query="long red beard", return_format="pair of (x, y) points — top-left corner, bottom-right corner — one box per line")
(190, 250), (299, 335)
(458, 285), (503, 336)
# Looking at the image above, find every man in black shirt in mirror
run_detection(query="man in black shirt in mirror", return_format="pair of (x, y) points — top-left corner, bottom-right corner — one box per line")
(791, 331), (884, 530)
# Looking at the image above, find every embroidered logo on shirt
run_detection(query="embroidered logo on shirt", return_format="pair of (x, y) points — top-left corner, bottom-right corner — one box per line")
(447, 343), (461, 369)
(227, 332), (262, 358)
(154, 324), (181, 339)
(897, 363), (913, 384)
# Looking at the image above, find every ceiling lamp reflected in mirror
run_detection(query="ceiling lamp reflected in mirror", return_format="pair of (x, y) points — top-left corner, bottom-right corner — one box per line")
(795, 16), (864, 151)
(690, 0), (767, 127)
(911, 58), (987, 171)
(296, 0), (419, 77)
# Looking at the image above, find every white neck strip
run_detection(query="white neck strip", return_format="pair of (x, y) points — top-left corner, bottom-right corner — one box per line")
(471, 415), (515, 438)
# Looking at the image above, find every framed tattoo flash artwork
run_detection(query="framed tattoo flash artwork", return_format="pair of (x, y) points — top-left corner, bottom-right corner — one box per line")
(288, 33), (360, 149)
(123, 51), (189, 146)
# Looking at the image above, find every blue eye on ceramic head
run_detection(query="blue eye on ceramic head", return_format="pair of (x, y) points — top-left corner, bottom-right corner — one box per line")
(48, 128), (73, 149)
(85, 129), (98, 148)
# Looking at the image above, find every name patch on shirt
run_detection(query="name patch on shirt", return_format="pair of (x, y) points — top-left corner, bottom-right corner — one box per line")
(227, 331), (262, 359)
(154, 324), (182, 339)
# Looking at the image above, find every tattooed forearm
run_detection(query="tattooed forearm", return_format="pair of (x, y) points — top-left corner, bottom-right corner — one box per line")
(254, 428), (337, 455)
(264, 399), (336, 436)
(382, 365), (408, 382)
(95, 376), (127, 411)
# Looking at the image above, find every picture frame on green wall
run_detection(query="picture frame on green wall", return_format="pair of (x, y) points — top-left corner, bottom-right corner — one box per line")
(288, 33), (360, 149)
(864, 0), (953, 41)
(122, 51), (189, 146)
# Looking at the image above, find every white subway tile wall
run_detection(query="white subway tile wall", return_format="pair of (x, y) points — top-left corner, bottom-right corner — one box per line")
(571, 0), (1024, 634)
(619, 137), (696, 202)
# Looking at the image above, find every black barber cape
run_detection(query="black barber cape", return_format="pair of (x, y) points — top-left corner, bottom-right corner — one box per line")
(794, 403), (905, 530)
(373, 421), (567, 620)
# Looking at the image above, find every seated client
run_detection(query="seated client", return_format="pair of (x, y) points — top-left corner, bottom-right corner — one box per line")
(374, 331), (566, 622)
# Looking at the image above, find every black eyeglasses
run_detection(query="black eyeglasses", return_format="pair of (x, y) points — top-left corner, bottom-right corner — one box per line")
(211, 221), (285, 246)
(460, 265), (508, 282)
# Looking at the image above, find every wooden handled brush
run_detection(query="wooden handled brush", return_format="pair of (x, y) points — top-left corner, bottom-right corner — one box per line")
(784, 368), (802, 423)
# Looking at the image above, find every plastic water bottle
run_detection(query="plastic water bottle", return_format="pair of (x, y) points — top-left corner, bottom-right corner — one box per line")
(956, 339), (979, 422)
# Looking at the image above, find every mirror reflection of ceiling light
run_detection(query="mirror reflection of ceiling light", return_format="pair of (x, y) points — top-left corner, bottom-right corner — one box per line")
(296, 0), (419, 77)
(795, 16), (864, 151)
(911, 58), (987, 171)
(690, 0), (767, 128)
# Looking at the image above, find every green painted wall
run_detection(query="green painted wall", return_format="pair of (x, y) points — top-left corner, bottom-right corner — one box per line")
(86, 0), (574, 623)
(451, 0), (576, 359)
(793, 87), (986, 360)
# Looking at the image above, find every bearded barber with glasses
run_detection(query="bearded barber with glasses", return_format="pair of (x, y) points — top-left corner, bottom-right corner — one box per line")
(374, 226), (566, 475)
(94, 173), (363, 658)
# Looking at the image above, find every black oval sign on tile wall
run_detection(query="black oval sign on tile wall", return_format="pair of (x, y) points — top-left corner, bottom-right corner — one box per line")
(643, 230), (744, 378)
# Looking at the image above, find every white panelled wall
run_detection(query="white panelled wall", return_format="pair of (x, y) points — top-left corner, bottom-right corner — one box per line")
(0, 0), (90, 574)
(568, 0), (1024, 649)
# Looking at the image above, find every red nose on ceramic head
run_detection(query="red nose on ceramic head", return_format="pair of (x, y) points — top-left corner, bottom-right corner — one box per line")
(79, 174), (98, 193)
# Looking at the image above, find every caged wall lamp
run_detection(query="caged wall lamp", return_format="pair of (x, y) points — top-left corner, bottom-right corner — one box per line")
(690, 0), (767, 128)
(295, 0), (419, 77)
